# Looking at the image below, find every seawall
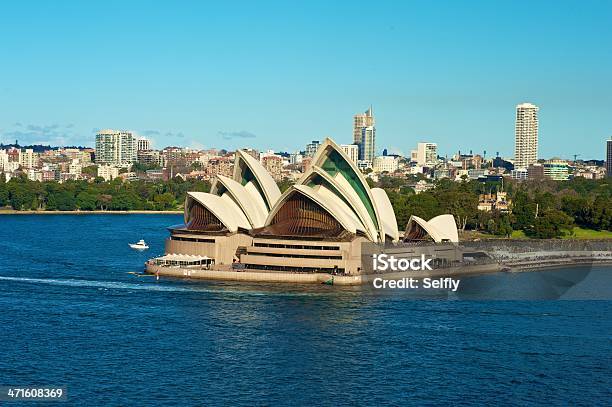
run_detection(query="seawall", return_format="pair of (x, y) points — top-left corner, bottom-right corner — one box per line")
(145, 262), (506, 286)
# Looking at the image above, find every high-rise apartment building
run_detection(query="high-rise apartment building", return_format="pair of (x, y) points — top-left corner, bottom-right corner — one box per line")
(607, 138), (612, 177)
(95, 130), (137, 166)
(353, 106), (376, 162)
(137, 137), (151, 151)
(514, 103), (539, 169)
(358, 126), (376, 163)
(340, 144), (359, 164)
(413, 142), (438, 166)
(353, 106), (374, 144)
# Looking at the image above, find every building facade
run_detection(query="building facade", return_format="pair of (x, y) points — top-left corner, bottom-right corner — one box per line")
(95, 130), (137, 166)
(543, 159), (570, 181)
(137, 137), (151, 151)
(19, 149), (36, 169)
(262, 155), (283, 180)
(372, 155), (399, 173)
(527, 163), (545, 180)
(353, 106), (374, 144)
(514, 103), (539, 169)
(607, 138), (612, 177)
(97, 164), (120, 181)
(358, 126), (376, 163)
(340, 144), (359, 164)
(305, 140), (320, 157)
(353, 107), (376, 163)
(414, 142), (438, 166)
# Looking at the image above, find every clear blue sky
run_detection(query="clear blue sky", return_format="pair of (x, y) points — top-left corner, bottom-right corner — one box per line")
(1, 0), (611, 159)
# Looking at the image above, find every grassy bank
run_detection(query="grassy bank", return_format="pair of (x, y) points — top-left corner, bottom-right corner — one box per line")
(511, 227), (612, 240)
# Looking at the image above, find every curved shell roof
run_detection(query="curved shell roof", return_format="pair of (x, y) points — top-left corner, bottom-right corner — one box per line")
(182, 138), (401, 241)
(186, 191), (250, 233)
(212, 175), (268, 228)
(301, 166), (378, 241)
(404, 214), (458, 243)
(233, 150), (281, 211)
(266, 184), (366, 235)
(371, 188), (400, 242)
(309, 138), (386, 242)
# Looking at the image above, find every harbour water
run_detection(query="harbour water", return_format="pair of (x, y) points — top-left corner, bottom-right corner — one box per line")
(1, 215), (611, 405)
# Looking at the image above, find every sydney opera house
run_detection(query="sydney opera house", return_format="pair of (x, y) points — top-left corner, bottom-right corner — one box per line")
(154, 138), (458, 277)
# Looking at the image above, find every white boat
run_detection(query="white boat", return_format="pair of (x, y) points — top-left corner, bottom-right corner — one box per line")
(129, 239), (149, 250)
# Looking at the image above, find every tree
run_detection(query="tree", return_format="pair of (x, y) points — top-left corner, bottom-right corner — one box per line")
(47, 189), (76, 211)
(512, 190), (537, 230)
(76, 191), (98, 210)
(527, 209), (574, 239)
(153, 192), (176, 210)
(7, 178), (36, 210)
(437, 190), (478, 231)
(97, 194), (113, 210)
(485, 211), (513, 237)
(0, 181), (8, 207)
(588, 196), (612, 231)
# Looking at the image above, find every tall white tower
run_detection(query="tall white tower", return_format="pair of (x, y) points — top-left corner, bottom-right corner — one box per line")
(514, 103), (539, 169)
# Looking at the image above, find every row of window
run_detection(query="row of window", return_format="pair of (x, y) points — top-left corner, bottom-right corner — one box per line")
(244, 264), (345, 273)
(254, 242), (341, 251)
(247, 252), (343, 260)
(171, 236), (216, 243)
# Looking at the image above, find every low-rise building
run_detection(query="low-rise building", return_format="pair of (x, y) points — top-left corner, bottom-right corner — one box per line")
(478, 192), (511, 212)
(69, 159), (82, 176)
(372, 155), (399, 173)
(206, 156), (233, 179)
(511, 168), (528, 180)
(97, 164), (120, 181)
(262, 155), (283, 180)
(412, 180), (434, 194)
(137, 150), (163, 167)
(544, 159), (570, 181)
(528, 163), (544, 180)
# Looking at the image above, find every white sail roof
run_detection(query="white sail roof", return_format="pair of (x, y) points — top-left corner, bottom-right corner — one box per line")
(266, 184), (366, 235)
(186, 192), (250, 233)
(212, 175), (268, 228)
(309, 138), (386, 242)
(371, 188), (400, 242)
(405, 214), (459, 243)
(300, 166), (378, 241)
(234, 150), (281, 211)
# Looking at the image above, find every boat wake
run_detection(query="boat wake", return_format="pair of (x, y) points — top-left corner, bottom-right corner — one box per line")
(0, 275), (333, 297)
(0, 275), (194, 292)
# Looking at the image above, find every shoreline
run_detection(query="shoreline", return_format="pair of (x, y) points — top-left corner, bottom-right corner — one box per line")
(0, 210), (183, 215)
(145, 258), (612, 286)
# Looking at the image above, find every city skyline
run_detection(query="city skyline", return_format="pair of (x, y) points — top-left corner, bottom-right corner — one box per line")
(1, 1), (611, 158)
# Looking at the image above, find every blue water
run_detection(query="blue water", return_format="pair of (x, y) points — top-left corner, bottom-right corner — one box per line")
(0, 215), (611, 406)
